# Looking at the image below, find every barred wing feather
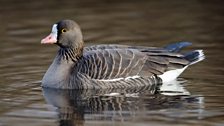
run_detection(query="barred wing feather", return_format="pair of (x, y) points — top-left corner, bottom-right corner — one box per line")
(77, 47), (189, 80)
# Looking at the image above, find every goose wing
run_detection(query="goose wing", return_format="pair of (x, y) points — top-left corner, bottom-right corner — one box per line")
(77, 48), (189, 80)
(84, 44), (166, 52)
(84, 42), (192, 53)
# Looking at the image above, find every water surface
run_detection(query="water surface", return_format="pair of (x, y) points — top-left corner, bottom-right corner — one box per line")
(0, 0), (224, 126)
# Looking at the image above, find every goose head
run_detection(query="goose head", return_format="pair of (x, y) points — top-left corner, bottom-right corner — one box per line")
(41, 20), (83, 49)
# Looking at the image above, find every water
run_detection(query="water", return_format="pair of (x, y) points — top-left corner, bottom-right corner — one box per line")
(0, 0), (224, 126)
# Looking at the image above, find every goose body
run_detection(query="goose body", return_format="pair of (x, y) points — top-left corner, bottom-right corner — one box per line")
(41, 20), (205, 89)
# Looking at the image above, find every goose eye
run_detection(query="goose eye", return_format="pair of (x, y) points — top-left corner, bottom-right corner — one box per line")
(61, 29), (67, 33)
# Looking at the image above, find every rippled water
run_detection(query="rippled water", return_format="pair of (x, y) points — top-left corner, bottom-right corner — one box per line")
(0, 0), (224, 126)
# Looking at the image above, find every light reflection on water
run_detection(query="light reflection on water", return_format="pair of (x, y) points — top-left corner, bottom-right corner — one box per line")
(0, 0), (224, 126)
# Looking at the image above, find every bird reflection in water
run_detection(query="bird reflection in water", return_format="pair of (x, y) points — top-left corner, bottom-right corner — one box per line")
(42, 79), (204, 126)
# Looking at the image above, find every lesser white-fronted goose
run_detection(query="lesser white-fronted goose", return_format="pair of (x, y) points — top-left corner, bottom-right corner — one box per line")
(41, 20), (205, 89)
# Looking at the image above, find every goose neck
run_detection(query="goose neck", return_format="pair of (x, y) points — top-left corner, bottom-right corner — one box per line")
(58, 46), (83, 63)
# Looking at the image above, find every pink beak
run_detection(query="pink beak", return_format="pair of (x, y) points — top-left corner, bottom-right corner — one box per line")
(41, 33), (57, 44)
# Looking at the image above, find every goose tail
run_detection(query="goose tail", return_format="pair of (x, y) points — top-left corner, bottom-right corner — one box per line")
(158, 50), (205, 83)
(184, 50), (205, 65)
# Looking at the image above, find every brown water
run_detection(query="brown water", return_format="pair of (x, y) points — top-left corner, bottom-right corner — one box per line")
(0, 0), (224, 126)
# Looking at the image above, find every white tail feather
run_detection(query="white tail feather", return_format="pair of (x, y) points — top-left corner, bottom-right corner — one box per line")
(158, 66), (188, 83)
(189, 50), (205, 65)
(159, 50), (205, 83)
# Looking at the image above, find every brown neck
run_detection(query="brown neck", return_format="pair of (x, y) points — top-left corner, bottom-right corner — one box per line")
(58, 42), (84, 62)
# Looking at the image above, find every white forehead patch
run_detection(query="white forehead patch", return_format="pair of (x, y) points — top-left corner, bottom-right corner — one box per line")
(51, 24), (58, 38)
(52, 24), (58, 33)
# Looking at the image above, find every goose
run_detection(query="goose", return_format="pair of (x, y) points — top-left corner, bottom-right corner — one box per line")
(41, 19), (205, 89)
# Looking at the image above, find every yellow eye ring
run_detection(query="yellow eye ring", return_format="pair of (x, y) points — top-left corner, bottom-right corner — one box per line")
(61, 29), (67, 33)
